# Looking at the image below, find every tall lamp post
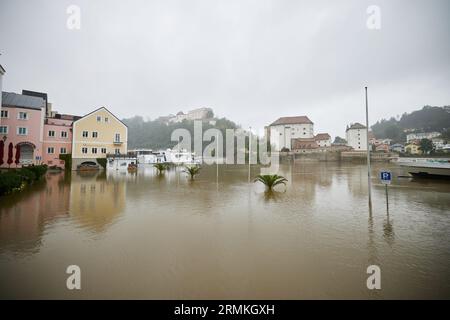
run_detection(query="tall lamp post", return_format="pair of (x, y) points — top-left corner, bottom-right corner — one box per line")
(248, 126), (252, 183)
(365, 86), (372, 212)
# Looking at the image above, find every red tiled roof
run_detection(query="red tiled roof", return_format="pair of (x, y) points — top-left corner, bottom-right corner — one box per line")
(270, 116), (313, 126)
(314, 133), (330, 141)
(291, 138), (319, 150)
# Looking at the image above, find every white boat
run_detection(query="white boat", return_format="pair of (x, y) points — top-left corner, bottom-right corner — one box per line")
(133, 149), (166, 164)
(164, 148), (199, 164)
(107, 156), (138, 171)
(396, 158), (450, 178)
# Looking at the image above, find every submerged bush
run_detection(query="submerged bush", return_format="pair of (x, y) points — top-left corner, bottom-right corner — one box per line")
(26, 165), (48, 180)
(0, 171), (23, 195)
(18, 168), (37, 183)
(96, 158), (107, 169)
(0, 165), (48, 196)
(59, 154), (72, 171)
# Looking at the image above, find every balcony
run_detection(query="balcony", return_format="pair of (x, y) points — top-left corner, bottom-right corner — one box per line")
(113, 140), (123, 145)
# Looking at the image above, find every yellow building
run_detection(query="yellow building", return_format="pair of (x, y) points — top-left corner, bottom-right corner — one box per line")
(405, 143), (422, 155)
(72, 107), (127, 169)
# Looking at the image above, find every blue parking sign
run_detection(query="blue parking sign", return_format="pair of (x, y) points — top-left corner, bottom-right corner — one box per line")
(380, 171), (392, 184)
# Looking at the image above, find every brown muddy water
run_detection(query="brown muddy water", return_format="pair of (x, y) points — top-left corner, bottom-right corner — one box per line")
(0, 162), (449, 299)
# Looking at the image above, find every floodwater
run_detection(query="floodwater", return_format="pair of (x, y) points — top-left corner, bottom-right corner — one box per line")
(0, 162), (449, 299)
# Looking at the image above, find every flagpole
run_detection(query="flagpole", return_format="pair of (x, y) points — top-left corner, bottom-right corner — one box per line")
(365, 86), (372, 212)
(248, 126), (252, 183)
(216, 132), (219, 185)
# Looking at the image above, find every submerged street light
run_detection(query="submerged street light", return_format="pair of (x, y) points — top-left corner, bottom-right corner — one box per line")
(365, 86), (372, 213)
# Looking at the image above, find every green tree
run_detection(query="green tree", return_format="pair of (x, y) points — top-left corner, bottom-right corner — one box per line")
(419, 138), (434, 154)
(333, 136), (347, 144)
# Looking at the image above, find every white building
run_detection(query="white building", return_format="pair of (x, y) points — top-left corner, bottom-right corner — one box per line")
(168, 107), (213, 123)
(406, 132), (441, 142)
(269, 116), (314, 151)
(346, 123), (368, 151)
(314, 133), (332, 147)
(432, 137), (446, 150)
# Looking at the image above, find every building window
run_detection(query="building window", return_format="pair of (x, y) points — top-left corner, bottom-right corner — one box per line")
(97, 116), (101, 122)
(115, 148), (120, 155)
(82, 131), (88, 138)
(0, 126), (8, 134)
(48, 130), (55, 137)
(47, 147), (54, 154)
(115, 133), (121, 142)
(92, 131), (98, 138)
(104, 117), (109, 123)
(101, 148), (107, 154)
(82, 147), (88, 154)
(61, 131), (68, 138)
(60, 147), (67, 154)
(17, 127), (28, 135)
(92, 147), (98, 154)
(18, 112), (28, 120)
(0, 110), (8, 118)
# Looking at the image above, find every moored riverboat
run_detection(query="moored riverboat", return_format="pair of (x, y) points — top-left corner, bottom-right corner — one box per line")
(396, 158), (450, 178)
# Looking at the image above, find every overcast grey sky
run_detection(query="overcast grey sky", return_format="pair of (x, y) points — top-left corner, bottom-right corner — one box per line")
(1, 0), (449, 138)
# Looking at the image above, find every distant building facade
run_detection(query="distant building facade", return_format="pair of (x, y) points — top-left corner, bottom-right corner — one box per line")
(405, 142), (421, 155)
(42, 114), (80, 168)
(390, 143), (405, 153)
(0, 92), (46, 167)
(268, 116), (314, 151)
(406, 132), (440, 142)
(167, 107), (213, 123)
(72, 107), (128, 169)
(346, 123), (368, 151)
(314, 133), (331, 147)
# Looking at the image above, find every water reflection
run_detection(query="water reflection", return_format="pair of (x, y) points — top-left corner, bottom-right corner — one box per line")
(0, 163), (449, 298)
(69, 171), (126, 233)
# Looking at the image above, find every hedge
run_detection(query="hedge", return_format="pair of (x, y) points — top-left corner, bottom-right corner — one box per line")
(96, 158), (107, 169)
(59, 154), (72, 171)
(0, 165), (48, 196)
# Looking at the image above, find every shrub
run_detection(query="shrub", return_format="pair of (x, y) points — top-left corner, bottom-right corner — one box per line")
(154, 163), (169, 174)
(0, 171), (23, 196)
(18, 168), (36, 183)
(0, 165), (48, 196)
(59, 154), (72, 171)
(183, 165), (201, 180)
(96, 158), (107, 169)
(254, 174), (288, 191)
(26, 165), (48, 180)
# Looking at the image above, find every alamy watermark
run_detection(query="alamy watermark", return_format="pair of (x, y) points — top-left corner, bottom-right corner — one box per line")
(170, 120), (279, 173)
(366, 265), (381, 290)
(66, 265), (81, 290)
(366, 5), (381, 30)
(66, 5), (81, 30)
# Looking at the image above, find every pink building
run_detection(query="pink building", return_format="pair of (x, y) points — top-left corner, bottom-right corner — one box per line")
(0, 92), (46, 167)
(42, 115), (79, 168)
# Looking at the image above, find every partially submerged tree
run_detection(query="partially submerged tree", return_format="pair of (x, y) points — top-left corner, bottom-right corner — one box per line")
(153, 163), (169, 175)
(254, 174), (287, 191)
(183, 165), (201, 180)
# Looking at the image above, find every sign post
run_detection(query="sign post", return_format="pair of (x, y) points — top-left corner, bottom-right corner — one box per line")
(380, 171), (392, 212)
